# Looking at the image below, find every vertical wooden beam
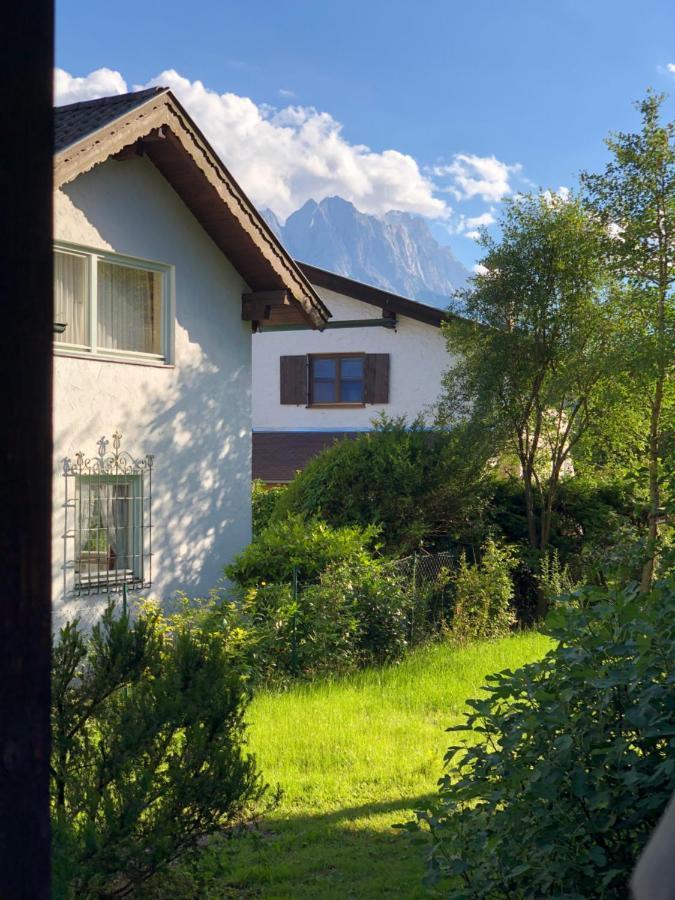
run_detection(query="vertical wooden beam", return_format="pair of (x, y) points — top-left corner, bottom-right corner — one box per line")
(0, 3), (54, 898)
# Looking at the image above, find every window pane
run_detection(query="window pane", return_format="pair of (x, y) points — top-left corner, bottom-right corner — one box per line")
(341, 357), (363, 379)
(54, 250), (88, 345)
(313, 381), (335, 403)
(75, 479), (139, 588)
(98, 261), (163, 355)
(313, 358), (336, 379)
(340, 380), (363, 402)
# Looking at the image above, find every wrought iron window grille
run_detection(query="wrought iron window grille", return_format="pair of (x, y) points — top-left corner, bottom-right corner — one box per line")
(63, 432), (153, 597)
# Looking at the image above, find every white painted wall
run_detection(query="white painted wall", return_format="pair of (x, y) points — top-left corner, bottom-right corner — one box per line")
(53, 155), (252, 630)
(252, 286), (454, 430)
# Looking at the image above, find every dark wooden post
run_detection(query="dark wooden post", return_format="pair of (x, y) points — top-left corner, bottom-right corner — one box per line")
(0, 4), (54, 898)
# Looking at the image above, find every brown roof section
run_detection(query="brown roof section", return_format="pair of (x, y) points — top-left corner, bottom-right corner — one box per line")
(297, 261), (461, 329)
(253, 431), (360, 483)
(54, 89), (330, 329)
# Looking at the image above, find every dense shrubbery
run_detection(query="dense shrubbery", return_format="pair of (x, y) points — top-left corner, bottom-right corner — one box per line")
(235, 560), (412, 682)
(274, 416), (487, 555)
(411, 574), (675, 898)
(51, 603), (266, 899)
(252, 479), (286, 536)
(451, 540), (516, 643)
(225, 514), (378, 588)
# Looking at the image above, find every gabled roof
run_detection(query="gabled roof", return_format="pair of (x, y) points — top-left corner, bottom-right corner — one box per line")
(54, 89), (329, 329)
(296, 261), (459, 329)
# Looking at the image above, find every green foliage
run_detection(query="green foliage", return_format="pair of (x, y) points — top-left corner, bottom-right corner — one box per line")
(51, 603), (266, 898)
(225, 514), (378, 588)
(252, 479), (287, 536)
(441, 193), (617, 563)
(275, 415), (487, 555)
(450, 540), (516, 642)
(234, 560), (412, 683)
(582, 92), (675, 590)
(413, 575), (675, 898)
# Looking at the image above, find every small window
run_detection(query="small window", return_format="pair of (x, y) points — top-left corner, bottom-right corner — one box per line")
(64, 433), (153, 596)
(310, 354), (364, 405)
(54, 244), (172, 362)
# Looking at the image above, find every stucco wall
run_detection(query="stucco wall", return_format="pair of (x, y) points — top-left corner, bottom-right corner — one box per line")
(53, 155), (252, 630)
(252, 286), (455, 430)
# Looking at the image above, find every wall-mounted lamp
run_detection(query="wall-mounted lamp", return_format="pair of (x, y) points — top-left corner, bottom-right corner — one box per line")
(53, 322), (67, 334)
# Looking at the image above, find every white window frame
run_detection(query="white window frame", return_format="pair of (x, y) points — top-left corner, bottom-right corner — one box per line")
(54, 240), (175, 365)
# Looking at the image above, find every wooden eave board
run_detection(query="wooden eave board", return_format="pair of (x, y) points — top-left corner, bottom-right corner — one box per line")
(54, 90), (329, 329)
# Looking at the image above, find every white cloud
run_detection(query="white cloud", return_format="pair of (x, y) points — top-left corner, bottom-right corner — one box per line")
(473, 263), (489, 275)
(278, 88), (296, 99)
(667, 63), (675, 75)
(55, 67), (448, 221)
(465, 230), (482, 241)
(434, 154), (522, 203)
(54, 67), (127, 104)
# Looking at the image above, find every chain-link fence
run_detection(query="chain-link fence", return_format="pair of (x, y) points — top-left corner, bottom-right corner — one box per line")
(387, 550), (456, 642)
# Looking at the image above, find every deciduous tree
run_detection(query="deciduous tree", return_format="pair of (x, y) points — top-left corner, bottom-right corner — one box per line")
(581, 92), (675, 592)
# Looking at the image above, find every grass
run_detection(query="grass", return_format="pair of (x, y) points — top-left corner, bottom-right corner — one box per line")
(168, 632), (551, 898)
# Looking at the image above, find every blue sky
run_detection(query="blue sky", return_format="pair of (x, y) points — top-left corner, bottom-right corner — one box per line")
(56, 0), (675, 269)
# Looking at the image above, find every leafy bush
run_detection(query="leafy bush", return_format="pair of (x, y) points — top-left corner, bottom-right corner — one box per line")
(412, 574), (675, 898)
(51, 603), (266, 898)
(252, 479), (286, 536)
(450, 539), (516, 642)
(275, 415), (487, 555)
(236, 560), (412, 683)
(225, 514), (378, 588)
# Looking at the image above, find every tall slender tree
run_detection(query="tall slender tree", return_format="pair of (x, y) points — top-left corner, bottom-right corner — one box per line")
(439, 193), (615, 615)
(582, 93), (675, 592)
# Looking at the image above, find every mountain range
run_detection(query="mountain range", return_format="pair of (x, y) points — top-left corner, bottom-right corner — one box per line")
(262, 196), (468, 308)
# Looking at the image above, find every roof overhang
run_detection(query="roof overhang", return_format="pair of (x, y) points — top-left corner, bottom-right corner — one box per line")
(54, 89), (330, 330)
(296, 261), (460, 329)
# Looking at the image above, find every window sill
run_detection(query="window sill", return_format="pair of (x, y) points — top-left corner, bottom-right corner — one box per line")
(308, 403), (367, 409)
(54, 348), (174, 369)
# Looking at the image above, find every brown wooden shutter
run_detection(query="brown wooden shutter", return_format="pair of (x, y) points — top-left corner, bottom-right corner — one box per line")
(280, 355), (308, 404)
(364, 353), (390, 404)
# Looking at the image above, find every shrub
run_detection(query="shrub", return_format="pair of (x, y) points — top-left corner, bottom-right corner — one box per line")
(412, 575), (675, 898)
(51, 603), (266, 898)
(275, 415), (487, 555)
(236, 560), (412, 682)
(252, 479), (286, 536)
(225, 514), (379, 588)
(450, 539), (516, 642)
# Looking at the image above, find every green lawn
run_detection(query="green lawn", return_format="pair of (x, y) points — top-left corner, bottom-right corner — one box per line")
(171, 633), (551, 898)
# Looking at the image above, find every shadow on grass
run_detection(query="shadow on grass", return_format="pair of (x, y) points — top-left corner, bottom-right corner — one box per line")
(266, 792), (437, 831)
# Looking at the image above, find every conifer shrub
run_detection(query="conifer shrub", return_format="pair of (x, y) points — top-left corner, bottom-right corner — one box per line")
(411, 574), (675, 898)
(51, 603), (266, 898)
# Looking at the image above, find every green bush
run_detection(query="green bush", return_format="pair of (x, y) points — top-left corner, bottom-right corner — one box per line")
(236, 560), (411, 683)
(412, 574), (675, 898)
(51, 603), (266, 898)
(252, 479), (286, 536)
(225, 514), (379, 588)
(451, 539), (517, 642)
(275, 415), (487, 555)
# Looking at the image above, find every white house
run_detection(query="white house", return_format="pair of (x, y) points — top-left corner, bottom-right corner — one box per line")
(252, 264), (458, 483)
(52, 87), (329, 629)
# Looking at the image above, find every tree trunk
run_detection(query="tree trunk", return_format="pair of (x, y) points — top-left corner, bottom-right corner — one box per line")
(640, 375), (664, 593)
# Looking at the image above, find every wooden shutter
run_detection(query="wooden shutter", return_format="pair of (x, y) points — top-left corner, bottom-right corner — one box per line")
(280, 355), (308, 404)
(364, 353), (390, 404)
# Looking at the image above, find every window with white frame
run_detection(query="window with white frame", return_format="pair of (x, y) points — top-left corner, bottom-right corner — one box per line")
(54, 244), (173, 362)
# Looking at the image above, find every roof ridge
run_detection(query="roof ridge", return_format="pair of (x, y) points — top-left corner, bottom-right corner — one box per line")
(55, 85), (168, 113)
